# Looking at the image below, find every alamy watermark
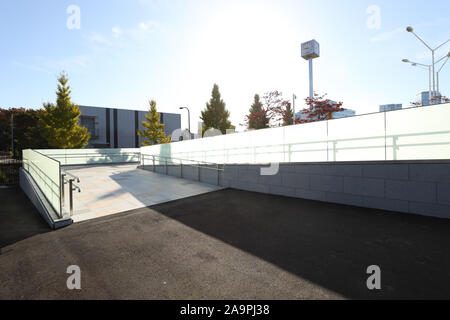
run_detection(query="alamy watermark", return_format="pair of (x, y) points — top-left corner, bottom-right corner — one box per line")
(66, 5), (81, 30)
(366, 265), (381, 290)
(66, 265), (81, 290)
(366, 5), (381, 30)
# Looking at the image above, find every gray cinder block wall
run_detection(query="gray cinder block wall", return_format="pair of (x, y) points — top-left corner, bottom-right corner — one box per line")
(142, 161), (450, 219)
(219, 162), (450, 219)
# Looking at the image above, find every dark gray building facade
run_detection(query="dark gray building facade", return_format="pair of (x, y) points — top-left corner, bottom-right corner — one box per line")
(79, 105), (181, 148)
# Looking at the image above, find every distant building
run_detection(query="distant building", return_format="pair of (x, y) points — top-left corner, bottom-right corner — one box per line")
(416, 91), (442, 106)
(380, 104), (402, 112)
(331, 109), (356, 119)
(79, 105), (181, 148)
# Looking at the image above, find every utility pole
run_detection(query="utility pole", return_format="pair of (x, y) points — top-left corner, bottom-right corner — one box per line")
(292, 94), (297, 124)
(11, 113), (14, 158)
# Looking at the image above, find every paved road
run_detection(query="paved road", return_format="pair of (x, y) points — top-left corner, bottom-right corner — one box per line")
(0, 186), (50, 248)
(2, 188), (450, 299)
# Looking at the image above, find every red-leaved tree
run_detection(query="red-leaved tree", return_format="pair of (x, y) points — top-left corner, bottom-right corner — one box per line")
(244, 91), (293, 129)
(296, 93), (344, 124)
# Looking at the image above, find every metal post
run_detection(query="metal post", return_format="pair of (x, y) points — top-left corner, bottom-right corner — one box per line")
(292, 94), (296, 124)
(429, 66), (432, 105)
(180, 160), (183, 178)
(165, 160), (168, 175)
(69, 179), (74, 217)
(432, 50), (435, 104)
(309, 59), (313, 98)
(61, 174), (66, 208)
(198, 162), (201, 181)
(10, 114), (14, 157)
(217, 164), (220, 186)
(152, 155), (155, 172)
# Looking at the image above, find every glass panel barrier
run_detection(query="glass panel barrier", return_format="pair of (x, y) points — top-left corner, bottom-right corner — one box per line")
(386, 104), (450, 160)
(139, 103), (450, 165)
(22, 149), (62, 217)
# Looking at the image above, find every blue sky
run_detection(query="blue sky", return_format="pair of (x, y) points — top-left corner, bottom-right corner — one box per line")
(1, 0), (449, 131)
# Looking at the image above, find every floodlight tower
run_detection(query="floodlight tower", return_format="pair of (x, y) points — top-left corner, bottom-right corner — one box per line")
(301, 40), (320, 99)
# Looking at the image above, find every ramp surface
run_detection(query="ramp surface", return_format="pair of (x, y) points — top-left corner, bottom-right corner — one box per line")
(63, 164), (223, 222)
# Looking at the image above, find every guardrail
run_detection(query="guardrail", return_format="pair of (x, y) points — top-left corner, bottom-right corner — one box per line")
(141, 154), (224, 186)
(44, 150), (140, 166)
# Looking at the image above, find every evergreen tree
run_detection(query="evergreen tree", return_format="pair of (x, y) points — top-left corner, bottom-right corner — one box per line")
(39, 73), (90, 149)
(246, 94), (270, 129)
(283, 102), (294, 126)
(138, 100), (171, 146)
(200, 84), (232, 134)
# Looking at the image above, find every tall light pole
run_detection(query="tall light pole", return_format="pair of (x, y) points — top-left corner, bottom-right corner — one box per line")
(436, 52), (450, 96)
(179, 107), (191, 137)
(403, 52), (450, 105)
(292, 94), (297, 124)
(402, 59), (432, 105)
(301, 40), (320, 99)
(406, 26), (450, 104)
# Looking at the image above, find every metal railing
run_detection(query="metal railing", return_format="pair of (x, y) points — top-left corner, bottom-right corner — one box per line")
(140, 154), (224, 186)
(43, 151), (141, 166)
(61, 171), (81, 217)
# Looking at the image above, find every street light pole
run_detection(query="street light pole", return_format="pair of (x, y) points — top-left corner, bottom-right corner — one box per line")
(292, 94), (297, 124)
(436, 53), (450, 97)
(406, 26), (450, 104)
(179, 107), (191, 137)
(402, 59), (432, 105)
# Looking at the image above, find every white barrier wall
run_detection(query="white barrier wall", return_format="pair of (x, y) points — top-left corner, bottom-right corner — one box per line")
(22, 149), (62, 217)
(141, 103), (450, 164)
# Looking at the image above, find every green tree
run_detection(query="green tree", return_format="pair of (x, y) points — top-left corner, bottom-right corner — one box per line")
(138, 100), (171, 146)
(201, 84), (232, 134)
(39, 73), (90, 148)
(1, 108), (49, 157)
(246, 94), (270, 129)
(283, 102), (294, 126)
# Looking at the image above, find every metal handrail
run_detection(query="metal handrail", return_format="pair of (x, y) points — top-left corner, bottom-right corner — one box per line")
(142, 154), (225, 171)
(140, 154), (224, 185)
(61, 171), (81, 217)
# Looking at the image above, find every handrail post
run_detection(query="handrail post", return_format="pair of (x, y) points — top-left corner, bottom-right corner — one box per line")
(61, 173), (66, 208)
(165, 160), (168, 175)
(198, 161), (201, 181)
(69, 179), (74, 217)
(153, 155), (155, 172)
(180, 159), (183, 178)
(217, 163), (220, 185)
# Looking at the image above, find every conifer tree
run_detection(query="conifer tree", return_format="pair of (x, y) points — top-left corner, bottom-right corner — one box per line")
(138, 100), (171, 146)
(283, 102), (294, 126)
(246, 94), (270, 129)
(39, 72), (90, 149)
(200, 84), (232, 134)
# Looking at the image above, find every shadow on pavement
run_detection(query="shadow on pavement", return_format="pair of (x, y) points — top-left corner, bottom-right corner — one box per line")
(150, 188), (450, 299)
(0, 186), (51, 250)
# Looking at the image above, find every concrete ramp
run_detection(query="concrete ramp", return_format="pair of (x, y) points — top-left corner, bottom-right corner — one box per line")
(63, 164), (223, 222)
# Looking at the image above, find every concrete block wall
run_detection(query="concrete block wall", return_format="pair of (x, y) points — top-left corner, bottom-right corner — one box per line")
(142, 164), (223, 186)
(219, 162), (450, 219)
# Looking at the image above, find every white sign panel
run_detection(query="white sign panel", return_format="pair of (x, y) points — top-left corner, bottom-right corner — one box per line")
(301, 40), (320, 60)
